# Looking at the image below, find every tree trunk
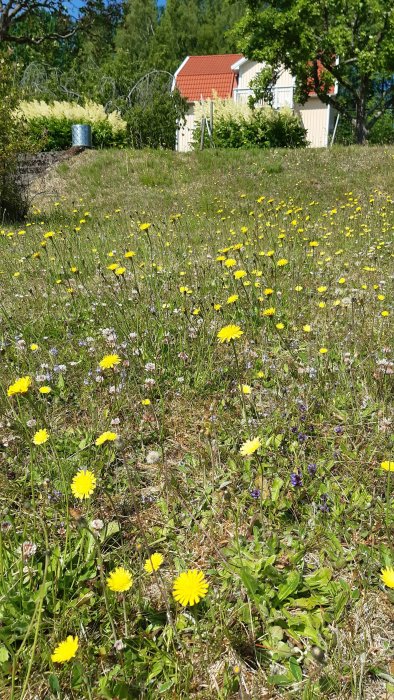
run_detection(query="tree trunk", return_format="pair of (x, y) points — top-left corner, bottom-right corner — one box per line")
(355, 76), (369, 145)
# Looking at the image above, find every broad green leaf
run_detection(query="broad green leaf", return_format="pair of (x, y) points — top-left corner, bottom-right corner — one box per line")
(287, 595), (329, 609)
(48, 673), (60, 693)
(304, 568), (332, 589)
(289, 656), (303, 681)
(158, 679), (175, 693)
(268, 673), (293, 687)
(278, 571), (301, 601)
(239, 567), (260, 596)
(102, 520), (120, 541)
(0, 646), (9, 663)
(271, 476), (284, 502)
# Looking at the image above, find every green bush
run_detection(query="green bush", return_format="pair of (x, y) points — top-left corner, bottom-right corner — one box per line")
(369, 112), (394, 144)
(194, 107), (307, 149)
(26, 116), (128, 151)
(0, 60), (34, 221)
(125, 91), (188, 150)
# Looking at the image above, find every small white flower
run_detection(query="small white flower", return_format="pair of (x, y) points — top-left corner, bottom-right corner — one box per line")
(146, 450), (161, 465)
(91, 519), (104, 531)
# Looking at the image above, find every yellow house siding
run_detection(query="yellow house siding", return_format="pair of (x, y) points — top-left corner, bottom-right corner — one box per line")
(296, 99), (329, 148)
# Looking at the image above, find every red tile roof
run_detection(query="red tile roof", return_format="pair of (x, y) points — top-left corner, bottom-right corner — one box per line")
(175, 54), (243, 102)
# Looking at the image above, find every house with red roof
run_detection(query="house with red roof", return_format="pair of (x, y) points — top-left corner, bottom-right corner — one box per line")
(173, 54), (337, 150)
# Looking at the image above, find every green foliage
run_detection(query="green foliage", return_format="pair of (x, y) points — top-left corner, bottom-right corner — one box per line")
(149, 0), (246, 73)
(25, 116), (127, 151)
(195, 107), (307, 149)
(235, 0), (394, 144)
(125, 90), (187, 150)
(335, 110), (394, 145)
(369, 111), (394, 144)
(0, 59), (33, 221)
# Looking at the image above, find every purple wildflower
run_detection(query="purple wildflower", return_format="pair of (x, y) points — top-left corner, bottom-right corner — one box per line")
(290, 471), (303, 487)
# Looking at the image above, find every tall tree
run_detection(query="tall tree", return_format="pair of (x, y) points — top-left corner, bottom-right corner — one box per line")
(0, 1), (73, 44)
(113, 0), (158, 83)
(150, 0), (246, 73)
(77, 0), (123, 65)
(235, 0), (394, 144)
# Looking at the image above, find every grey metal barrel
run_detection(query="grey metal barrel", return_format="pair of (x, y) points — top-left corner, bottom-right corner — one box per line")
(71, 124), (92, 148)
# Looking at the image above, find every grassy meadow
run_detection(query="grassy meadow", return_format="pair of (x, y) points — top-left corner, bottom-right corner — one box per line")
(0, 145), (393, 699)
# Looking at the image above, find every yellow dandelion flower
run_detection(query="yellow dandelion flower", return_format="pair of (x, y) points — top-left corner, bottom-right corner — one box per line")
(30, 343), (39, 351)
(172, 569), (209, 606)
(95, 431), (118, 446)
(71, 469), (96, 500)
(294, 285), (303, 292)
(99, 354), (121, 370)
(240, 384), (252, 394)
(39, 386), (51, 394)
(51, 635), (79, 664)
(141, 398), (151, 405)
(124, 251), (136, 258)
(7, 376), (32, 397)
(139, 222), (151, 231)
(319, 347), (328, 354)
(33, 429), (49, 445)
(264, 288), (273, 296)
(240, 437), (261, 456)
(381, 461), (394, 472)
(276, 322), (284, 330)
(234, 270), (247, 279)
(317, 286), (327, 293)
(303, 324), (311, 333)
(106, 566), (133, 592)
(262, 307), (276, 317)
(381, 310), (389, 317)
(227, 294), (239, 304)
(380, 567), (394, 588)
(107, 263), (118, 271)
(217, 325), (243, 343)
(213, 303), (222, 311)
(277, 258), (288, 267)
(224, 258), (237, 268)
(115, 267), (126, 276)
(144, 553), (164, 573)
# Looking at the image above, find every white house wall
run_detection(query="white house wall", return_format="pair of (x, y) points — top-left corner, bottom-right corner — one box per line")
(234, 60), (294, 108)
(176, 106), (195, 152)
(237, 60), (262, 89)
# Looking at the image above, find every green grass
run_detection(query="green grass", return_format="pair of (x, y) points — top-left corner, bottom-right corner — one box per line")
(0, 145), (393, 699)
